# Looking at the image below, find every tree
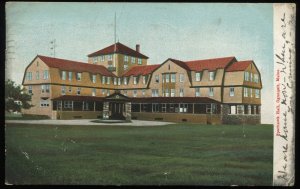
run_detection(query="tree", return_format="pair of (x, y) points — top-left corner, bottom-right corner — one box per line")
(5, 79), (33, 112)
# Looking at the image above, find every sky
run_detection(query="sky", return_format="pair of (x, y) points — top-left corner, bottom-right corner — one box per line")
(5, 2), (274, 124)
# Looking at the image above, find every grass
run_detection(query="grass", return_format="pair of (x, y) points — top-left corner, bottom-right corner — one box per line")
(5, 114), (50, 120)
(5, 123), (273, 185)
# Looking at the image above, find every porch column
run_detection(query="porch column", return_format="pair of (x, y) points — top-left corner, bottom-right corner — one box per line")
(211, 104), (213, 115)
(61, 100), (63, 111)
(93, 101), (96, 112)
(140, 103), (142, 113)
(82, 101), (84, 111)
(72, 101), (74, 111)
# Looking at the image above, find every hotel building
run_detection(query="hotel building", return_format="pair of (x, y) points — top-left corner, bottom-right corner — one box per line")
(22, 42), (262, 124)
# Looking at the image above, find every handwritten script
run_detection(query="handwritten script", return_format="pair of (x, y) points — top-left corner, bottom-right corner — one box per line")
(274, 4), (295, 186)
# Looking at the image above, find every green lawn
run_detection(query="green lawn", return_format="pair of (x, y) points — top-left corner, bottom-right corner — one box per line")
(5, 114), (50, 120)
(5, 123), (273, 185)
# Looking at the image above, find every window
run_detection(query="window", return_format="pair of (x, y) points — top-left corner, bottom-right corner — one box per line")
(123, 90), (127, 96)
(114, 77), (117, 85)
(179, 74), (184, 82)
(250, 73), (253, 82)
(118, 78), (121, 85)
(62, 71), (66, 80)
(143, 76), (147, 84)
(168, 65), (170, 70)
(102, 76), (106, 84)
(133, 76), (138, 85)
(36, 61), (39, 67)
(250, 88), (253, 98)
(26, 72), (32, 80)
(244, 72), (250, 81)
(138, 58), (142, 65)
(77, 88), (81, 95)
(165, 74), (170, 83)
(61, 86), (66, 95)
(36, 71), (39, 80)
(102, 89), (106, 95)
(255, 89), (260, 98)
(106, 77), (111, 84)
(209, 87), (214, 96)
(123, 77), (128, 85)
(244, 87), (248, 97)
(124, 64), (128, 70)
(100, 56), (105, 62)
(93, 57), (98, 64)
(68, 72), (72, 81)
(195, 88), (200, 97)
(124, 55), (128, 62)
(131, 57), (136, 64)
(230, 105), (236, 114)
(195, 72), (201, 81)
(171, 89), (175, 97)
(237, 105), (244, 114)
(248, 105), (252, 114)
(43, 70), (49, 80)
(152, 89), (159, 97)
(179, 88), (184, 97)
(171, 73), (176, 83)
(68, 86), (72, 93)
(133, 90), (137, 97)
(92, 88), (96, 96)
(165, 88), (169, 97)
(64, 101), (72, 109)
(40, 99), (49, 107)
(209, 71), (215, 81)
(92, 74), (96, 83)
(142, 89), (146, 96)
(41, 85), (50, 93)
(107, 90), (110, 96)
(107, 54), (113, 61)
(76, 73), (82, 81)
(155, 75), (159, 83)
(179, 104), (188, 113)
(162, 103), (167, 112)
(230, 87), (235, 97)
(28, 85), (32, 94)
(254, 74), (259, 83)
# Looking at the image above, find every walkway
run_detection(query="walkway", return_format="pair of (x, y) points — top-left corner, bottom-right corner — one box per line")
(5, 119), (175, 126)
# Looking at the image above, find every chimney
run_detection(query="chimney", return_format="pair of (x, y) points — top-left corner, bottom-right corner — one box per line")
(136, 44), (140, 53)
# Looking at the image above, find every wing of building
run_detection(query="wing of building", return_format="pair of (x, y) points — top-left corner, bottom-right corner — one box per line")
(22, 42), (262, 124)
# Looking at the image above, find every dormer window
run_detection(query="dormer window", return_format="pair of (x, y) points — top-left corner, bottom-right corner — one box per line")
(107, 54), (113, 61)
(106, 77), (111, 84)
(209, 71), (215, 81)
(133, 76), (138, 85)
(138, 58), (142, 65)
(123, 77), (128, 85)
(118, 78), (121, 85)
(124, 55), (128, 62)
(102, 76), (106, 84)
(195, 72), (202, 81)
(100, 56), (105, 62)
(131, 57), (135, 64)
(93, 57), (98, 64)
(61, 71), (66, 80)
(76, 73), (82, 81)
(92, 74), (96, 83)
(114, 77), (117, 85)
(143, 75), (147, 84)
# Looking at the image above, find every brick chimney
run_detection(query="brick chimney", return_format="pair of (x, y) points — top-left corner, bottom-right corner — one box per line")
(136, 44), (140, 53)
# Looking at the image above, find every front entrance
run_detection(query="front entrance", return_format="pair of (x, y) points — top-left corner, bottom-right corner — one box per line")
(110, 102), (125, 120)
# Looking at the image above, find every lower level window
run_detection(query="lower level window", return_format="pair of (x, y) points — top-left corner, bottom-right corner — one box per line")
(40, 99), (49, 107)
(64, 101), (72, 108)
(179, 104), (187, 113)
(230, 105), (236, 114)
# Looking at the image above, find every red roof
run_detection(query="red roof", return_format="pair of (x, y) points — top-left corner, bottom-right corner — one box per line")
(122, 64), (160, 77)
(168, 58), (191, 70)
(226, 60), (252, 72)
(87, 42), (149, 59)
(38, 55), (115, 77)
(184, 56), (236, 71)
